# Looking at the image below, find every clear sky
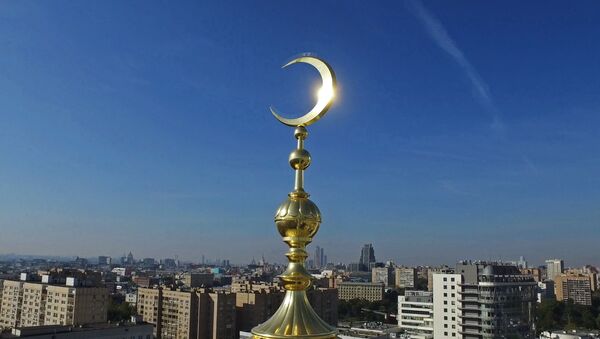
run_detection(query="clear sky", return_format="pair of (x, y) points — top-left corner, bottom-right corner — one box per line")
(1, 1), (599, 267)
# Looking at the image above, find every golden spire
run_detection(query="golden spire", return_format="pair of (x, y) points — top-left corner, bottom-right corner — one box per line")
(251, 55), (337, 339)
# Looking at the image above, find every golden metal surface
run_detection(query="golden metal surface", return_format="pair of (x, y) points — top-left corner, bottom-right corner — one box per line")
(270, 56), (336, 127)
(251, 56), (337, 339)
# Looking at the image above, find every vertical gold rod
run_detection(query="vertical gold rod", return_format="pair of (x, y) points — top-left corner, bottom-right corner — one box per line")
(294, 135), (305, 192)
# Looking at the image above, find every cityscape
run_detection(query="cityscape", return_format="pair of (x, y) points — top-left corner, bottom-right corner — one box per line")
(0, 248), (599, 338)
(2, 1), (600, 339)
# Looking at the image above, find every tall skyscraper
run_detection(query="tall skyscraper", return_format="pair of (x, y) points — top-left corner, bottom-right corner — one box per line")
(546, 259), (564, 281)
(359, 243), (376, 271)
(314, 246), (325, 269)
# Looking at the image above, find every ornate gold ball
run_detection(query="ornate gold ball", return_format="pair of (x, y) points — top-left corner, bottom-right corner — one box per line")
(289, 149), (311, 170)
(294, 126), (308, 139)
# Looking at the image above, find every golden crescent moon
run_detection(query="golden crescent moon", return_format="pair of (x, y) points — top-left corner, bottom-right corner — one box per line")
(270, 56), (336, 127)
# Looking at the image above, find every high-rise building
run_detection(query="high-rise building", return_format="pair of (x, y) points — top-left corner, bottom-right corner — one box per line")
(555, 274), (592, 306)
(372, 266), (395, 287)
(137, 287), (236, 339)
(455, 262), (537, 339)
(314, 246), (325, 269)
(337, 282), (384, 302)
(545, 259), (564, 281)
(359, 244), (376, 271)
(432, 273), (461, 339)
(395, 267), (417, 289)
(397, 290), (434, 339)
(0, 279), (108, 330)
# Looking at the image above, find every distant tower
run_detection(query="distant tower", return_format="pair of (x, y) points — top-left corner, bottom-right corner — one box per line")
(546, 259), (564, 281)
(126, 251), (134, 265)
(359, 244), (376, 271)
(315, 246), (325, 269)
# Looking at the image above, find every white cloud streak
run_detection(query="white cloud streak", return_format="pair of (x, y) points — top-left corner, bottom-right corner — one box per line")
(407, 0), (505, 133)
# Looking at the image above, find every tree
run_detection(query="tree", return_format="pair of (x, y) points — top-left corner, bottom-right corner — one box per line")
(108, 299), (135, 322)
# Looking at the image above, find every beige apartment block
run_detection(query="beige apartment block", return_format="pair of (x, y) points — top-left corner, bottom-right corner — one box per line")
(0, 280), (108, 331)
(337, 282), (384, 302)
(555, 274), (592, 306)
(0, 280), (24, 329)
(235, 290), (284, 333)
(201, 291), (236, 339)
(161, 289), (197, 339)
(137, 287), (236, 339)
(395, 267), (417, 289)
(19, 283), (47, 327)
(137, 287), (161, 333)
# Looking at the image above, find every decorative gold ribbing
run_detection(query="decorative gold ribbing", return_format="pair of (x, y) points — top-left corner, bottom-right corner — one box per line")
(251, 55), (337, 339)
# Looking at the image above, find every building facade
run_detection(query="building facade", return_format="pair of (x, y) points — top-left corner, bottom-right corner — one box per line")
(359, 244), (376, 272)
(397, 290), (433, 339)
(546, 259), (564, 281)
(0, 279), (108, 330)
(432, 273), (461, 339)
(137, 287), (236, 339)
(395, 267), (417, 289)
(555, 274), (592, 306)
(372, 266), (395, 288)
(455, 262), (537, 339)
(337, 282), (384, 302)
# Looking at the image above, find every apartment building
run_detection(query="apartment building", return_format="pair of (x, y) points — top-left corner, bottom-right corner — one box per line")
(137, 287), (236, 339)
(395, 267), (417, 289)
(397, 290), (434, 339)
(432, 273), (461, 339)
(0, 279), (108, 330)
(337, 282), (384, 302)
(555, 274), (592, 306)
(372, 266), (395, 288)
(455, 262), (537, 339)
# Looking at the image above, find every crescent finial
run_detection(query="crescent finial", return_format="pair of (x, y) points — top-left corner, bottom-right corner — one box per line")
(271, 55), (336, 127)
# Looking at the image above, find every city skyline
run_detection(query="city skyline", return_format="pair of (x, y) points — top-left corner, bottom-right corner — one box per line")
(1, 1), (600, 266)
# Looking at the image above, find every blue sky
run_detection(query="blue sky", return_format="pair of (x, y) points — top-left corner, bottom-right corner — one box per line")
(1, 1), (599, 267)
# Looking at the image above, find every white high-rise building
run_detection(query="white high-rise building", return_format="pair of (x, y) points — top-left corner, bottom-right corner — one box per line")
(546, 259), (564, 281)
(432, 273), (461, 339)
(397, 290), (433, 339)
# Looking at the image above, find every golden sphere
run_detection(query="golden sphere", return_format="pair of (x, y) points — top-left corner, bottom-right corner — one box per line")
(294, 126), (308, 139)
(274, 196), (321, 239)
(289, 149), (311, 170)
